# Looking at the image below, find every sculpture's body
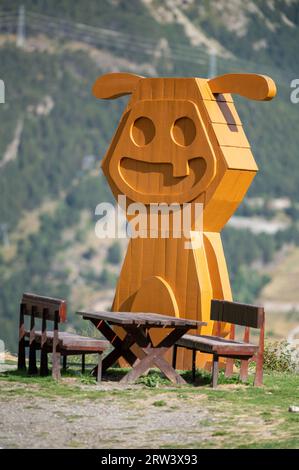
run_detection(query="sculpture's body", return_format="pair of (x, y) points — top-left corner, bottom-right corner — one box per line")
(93, 73), (276, 369)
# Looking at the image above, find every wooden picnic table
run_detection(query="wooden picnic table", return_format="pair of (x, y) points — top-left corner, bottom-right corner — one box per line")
(77, 310), (206, 384)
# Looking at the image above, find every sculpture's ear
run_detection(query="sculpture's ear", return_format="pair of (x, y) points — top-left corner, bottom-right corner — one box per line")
(208, 73), (277, 101)
(92, 72), (144, 99)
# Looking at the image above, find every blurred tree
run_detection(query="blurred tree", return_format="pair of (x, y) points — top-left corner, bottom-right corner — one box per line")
(106, 242), (122, 265)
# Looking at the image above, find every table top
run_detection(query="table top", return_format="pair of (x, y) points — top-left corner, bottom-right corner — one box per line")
(77, 310), (206, 328)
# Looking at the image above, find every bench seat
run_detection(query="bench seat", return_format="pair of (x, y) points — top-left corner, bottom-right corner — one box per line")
(24, 331), (109, 352)
(173, 299), (265, 388)
(18, 293), (110, 381)
(176, 334), (258, 357)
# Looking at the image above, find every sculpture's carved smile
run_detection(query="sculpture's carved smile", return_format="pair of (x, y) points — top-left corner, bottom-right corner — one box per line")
(104, 99), (222, 203)
(120, 156), (207, 197)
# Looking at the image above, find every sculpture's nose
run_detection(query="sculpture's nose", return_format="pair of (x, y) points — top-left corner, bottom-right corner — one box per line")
(172, 159), (189, 178)
(171, 116), (197, 177)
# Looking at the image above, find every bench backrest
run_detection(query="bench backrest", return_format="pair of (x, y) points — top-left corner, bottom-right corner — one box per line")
(21, 292), (67, 323)
(211, 299), (264, 329)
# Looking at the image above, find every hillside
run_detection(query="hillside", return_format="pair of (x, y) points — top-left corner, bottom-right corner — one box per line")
(1, 0), (299, 351)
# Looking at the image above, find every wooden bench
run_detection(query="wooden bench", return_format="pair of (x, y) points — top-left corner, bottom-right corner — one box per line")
(17, 293), (109, 381)
(172, 300), (265, 388)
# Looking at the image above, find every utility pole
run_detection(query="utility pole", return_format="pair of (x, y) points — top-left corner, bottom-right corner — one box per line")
(0, 223), (9, 247)
(208, 48), (217, 78)
(153, 38), (173, 72)
(0, 79), (4, 104)
(16, 5), (25, 48)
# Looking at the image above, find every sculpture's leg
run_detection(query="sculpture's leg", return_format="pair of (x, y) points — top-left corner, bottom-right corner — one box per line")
(130, 275), (179, 365)
(111, 238), (183, 367)
(190, 236), (214, 370)
(111, 236), (215, 371)
(203, 232), (233, 371)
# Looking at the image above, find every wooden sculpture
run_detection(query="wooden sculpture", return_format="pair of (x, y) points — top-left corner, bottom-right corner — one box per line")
(93, 72), (276, 369)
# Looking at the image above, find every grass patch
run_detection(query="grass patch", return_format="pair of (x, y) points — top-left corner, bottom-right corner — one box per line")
(152, 400), (167, 407)
(137, 370), (170, 388)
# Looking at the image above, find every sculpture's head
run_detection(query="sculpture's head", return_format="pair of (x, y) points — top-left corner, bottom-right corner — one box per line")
(93, 73), (276, 205)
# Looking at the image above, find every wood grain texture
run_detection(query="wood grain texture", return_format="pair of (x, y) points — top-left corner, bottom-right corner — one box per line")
(174, 300), (265, 387)
(21, 292), (67, 322)
(210, 299), (264, 328)
(208, 74), (277, 101)
(18, 295), (109, 381)
(93, 72), (275, 370)
(93, 72), (143, 99)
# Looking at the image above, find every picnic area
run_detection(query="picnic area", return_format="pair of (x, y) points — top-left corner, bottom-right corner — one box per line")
(1, 0), (299, 453)
(0, 292), (298, 449)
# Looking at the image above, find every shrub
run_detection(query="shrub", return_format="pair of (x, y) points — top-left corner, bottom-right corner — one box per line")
(263, 340), (296, 373)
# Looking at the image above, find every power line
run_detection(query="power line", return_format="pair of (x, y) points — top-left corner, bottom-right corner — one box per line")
(0, 223), (9, 247)
(0, 9), (293, 86)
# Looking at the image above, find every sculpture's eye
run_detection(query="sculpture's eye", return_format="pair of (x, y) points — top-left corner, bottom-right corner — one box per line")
(131, 117), (155, 146)
(171, 117), (196, 147)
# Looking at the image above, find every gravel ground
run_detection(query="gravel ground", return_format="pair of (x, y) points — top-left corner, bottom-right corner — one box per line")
(0, 378), (273, 449)
(0, 382), (211, 448)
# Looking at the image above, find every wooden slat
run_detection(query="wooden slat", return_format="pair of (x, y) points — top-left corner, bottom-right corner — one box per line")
(62, 344), (109, 352)
(210, 299), (264, 328)
(78, 310), (204, 328)
(61, 340), (109, 350)
(21, 292), (67, 322)
(176, 333), (258, 356)
(24, 330), (109, 350)
(80, 311), (134, 325)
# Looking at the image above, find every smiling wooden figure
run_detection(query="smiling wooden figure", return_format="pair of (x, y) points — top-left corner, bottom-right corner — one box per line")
(93, 72), (276, 370)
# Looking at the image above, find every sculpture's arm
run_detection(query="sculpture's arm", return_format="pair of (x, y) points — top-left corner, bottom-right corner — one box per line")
(208, 73), (277, 101)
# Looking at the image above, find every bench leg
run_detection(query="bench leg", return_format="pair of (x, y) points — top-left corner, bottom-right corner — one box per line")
(62, 355), (67, 372)
(192, 350), (196, 382)
(225, 358), (234, 378)
(52, 351), (61, 380)
(254, 352), (264, 387)
(97, 353), (102, 382)
(211, 355), (219, 388)
(17, 337), (26, 371)
(81, 354), (85, 374)
(28, 341), (38, 375)
(172, 345), (177, 370)
(40, 348), (49, 376)
(240, 359), (249, 382)
(254, 320), (264, 387)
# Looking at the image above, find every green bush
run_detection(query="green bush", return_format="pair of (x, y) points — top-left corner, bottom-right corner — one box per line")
(263, 340), (296, 373)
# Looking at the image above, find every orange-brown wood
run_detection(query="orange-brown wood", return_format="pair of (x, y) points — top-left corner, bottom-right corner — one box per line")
(208, 74), (277, 101)
(93, 72), (276, 370)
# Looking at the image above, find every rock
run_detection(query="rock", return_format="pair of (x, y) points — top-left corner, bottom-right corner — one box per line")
(289, 405), (299, 413)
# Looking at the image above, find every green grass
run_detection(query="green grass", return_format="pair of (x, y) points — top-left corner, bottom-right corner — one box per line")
(152, 400), (167, 407)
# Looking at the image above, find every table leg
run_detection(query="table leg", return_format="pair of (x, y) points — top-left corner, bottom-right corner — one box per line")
(153, 352), (186, 384)
(89, 319), (138, 375)
(120, 326), (189, 385)
(97, 353), (102, 382)
(102, 332), (136, 372)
